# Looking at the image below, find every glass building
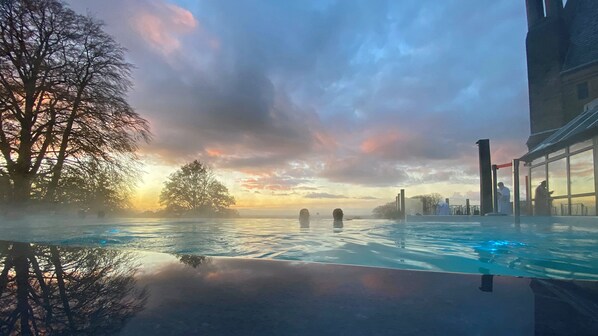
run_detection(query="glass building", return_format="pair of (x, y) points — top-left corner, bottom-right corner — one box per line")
(521, 0), (598, 216)
(521, 106), (598, 216)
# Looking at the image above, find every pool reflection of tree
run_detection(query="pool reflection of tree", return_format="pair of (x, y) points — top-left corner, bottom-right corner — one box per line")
(0, 242), (147, 335)
(177, 254), (212, 268)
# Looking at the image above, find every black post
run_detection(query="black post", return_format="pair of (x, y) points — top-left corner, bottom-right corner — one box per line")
(477, 139), (493, 216)
(400, 189), (406, 220)
(513, 159), (521, 224)
(492, 164), (498, 213)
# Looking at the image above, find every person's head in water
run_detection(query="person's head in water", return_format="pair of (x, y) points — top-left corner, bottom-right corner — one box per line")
(333, 208), (343, 229)
(299, 208), (310, 227)
(333, 208), (343, 221)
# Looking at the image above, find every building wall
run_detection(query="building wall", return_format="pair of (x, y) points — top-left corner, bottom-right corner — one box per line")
(561, 64), (598, 121)
(526, 17), (570, 149)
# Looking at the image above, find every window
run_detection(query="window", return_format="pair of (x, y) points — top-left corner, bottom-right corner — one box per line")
(531, 165), (546, 200)
(570, 149), (595, 195)
(577, 82), (589, 100)
(551, 197), (569, 216)
(548, 158), (567, 197)
(570, 196), (596, 216)
(532, 156), (546, 166)
(570, 139), (593, 153)
(548, 148), (565, 159)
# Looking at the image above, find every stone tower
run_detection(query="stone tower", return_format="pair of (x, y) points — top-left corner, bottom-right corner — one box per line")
(524, 0), (598, 149)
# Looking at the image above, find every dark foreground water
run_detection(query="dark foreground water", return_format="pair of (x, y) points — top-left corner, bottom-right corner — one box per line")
(1, 240), (597, 335)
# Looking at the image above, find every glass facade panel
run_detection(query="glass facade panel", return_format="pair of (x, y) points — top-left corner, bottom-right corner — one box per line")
(570, 149), (595, 195)
(569, 139), (593, 153)
(532, 156), (546, 166)
(531, 165), (546, 200)
(548, 148), (565, 158)
(551, 197), (569, 216)
(548, 158), (567, 197)
(570, 196), (596, 216)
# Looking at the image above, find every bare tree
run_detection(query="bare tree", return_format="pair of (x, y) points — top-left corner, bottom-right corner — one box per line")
(46, 159), (137, 212)
(0, 0), (150, 206)
(412, 193), (443, 215)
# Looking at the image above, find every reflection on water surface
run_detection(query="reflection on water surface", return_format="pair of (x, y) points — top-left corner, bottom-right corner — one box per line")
(0, 217), (597, 279)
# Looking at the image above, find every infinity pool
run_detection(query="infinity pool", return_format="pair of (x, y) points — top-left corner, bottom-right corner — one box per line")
(1, 216), (597, 280)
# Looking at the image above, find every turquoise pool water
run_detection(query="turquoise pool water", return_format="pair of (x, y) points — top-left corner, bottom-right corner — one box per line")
(1, 216), (597, 280)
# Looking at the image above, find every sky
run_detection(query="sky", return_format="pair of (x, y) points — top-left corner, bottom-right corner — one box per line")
(65, 0), (531, 216)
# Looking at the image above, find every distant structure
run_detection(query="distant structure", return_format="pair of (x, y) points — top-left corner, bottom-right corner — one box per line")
(521, 0), (598, 216)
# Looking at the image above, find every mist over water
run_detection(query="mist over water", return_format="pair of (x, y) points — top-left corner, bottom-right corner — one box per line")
(1, 215), (597, 280)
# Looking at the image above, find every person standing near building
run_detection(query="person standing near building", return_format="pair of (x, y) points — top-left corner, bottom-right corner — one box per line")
(497, 182), (511, 215)
(534, 181), (553, 216)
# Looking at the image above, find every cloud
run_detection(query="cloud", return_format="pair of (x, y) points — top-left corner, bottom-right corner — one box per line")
(320, 157), (410, 186)
(304, 193), (347, 199)
(67, 0), (531, 190)
(131, 2), (198, 54)
(354, 196), (379, 200)
(240, 171), (312, 191)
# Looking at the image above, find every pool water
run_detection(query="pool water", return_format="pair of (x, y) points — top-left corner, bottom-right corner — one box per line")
(1, 216), (597, 280)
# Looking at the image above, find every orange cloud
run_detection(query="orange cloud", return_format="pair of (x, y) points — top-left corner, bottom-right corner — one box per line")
(360, 131), (407, 154)
(206, 148), (224, 157)
(241, 178), (293, 191)
(132, 2), (198, 54)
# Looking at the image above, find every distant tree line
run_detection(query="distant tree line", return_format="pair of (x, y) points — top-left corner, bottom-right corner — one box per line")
(411, 193), (443, 215)
(372, 193), (443, 218)
(372, 202), (399, 219)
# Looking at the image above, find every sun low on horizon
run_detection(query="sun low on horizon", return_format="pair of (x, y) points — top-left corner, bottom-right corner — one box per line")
(65, 0), (531, 216)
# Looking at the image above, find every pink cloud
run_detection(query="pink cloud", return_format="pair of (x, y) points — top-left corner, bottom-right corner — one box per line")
(131, 2), (199, 54)
(165, 3), (197, 28)
(360, 130), (407, 154)
(240, 171), (311, 191)
(205, 148), (224, 157)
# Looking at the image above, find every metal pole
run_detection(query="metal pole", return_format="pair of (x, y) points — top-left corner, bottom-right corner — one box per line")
(492, 164), (498, 213)
(513, 159), (521, 224)
(400, 189), (406, 220)
(476, 139), (493, 215)
(525, 175), (531, 215)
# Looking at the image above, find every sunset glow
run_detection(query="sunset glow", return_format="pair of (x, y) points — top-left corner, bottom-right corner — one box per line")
(67, 0), (530, 216)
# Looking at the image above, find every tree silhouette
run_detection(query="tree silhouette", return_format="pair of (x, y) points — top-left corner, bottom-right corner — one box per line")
(33, 159), (137, 213)
(372, 202), (400, 219)
(159, 160), (236, 217)
(0, 0), (150, 206)
(177, 254), (212, 269)
(412, 193), (443, 215)
(0, 241), (147, 335)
